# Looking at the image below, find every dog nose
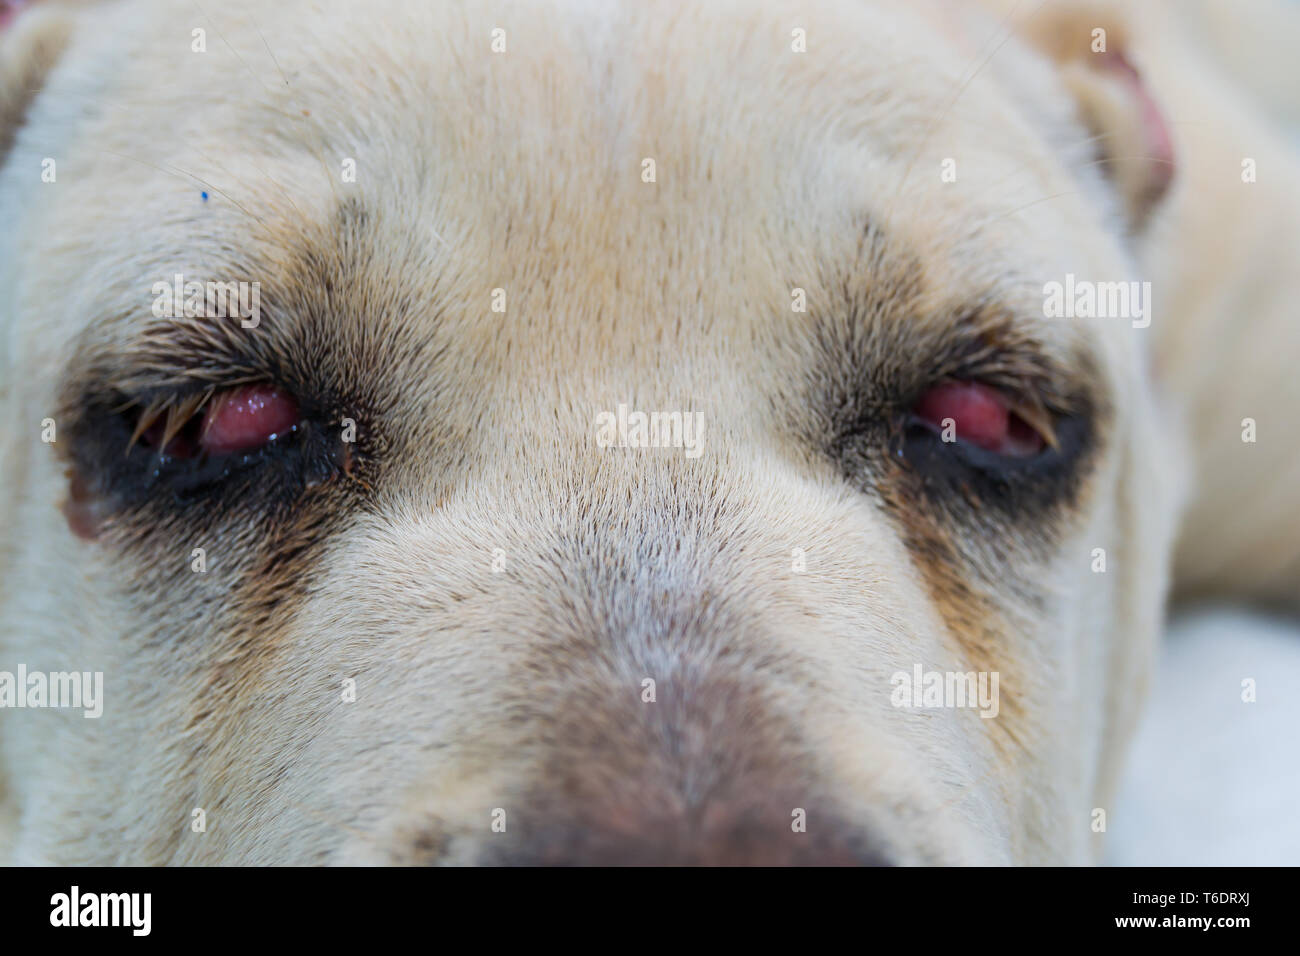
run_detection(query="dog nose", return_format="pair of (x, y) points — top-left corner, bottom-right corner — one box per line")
(477, 800), (891, 866)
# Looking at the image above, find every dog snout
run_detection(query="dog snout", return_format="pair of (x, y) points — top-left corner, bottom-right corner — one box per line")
(400, 664), (896, 865)
(476, 797), (890, 866)
(361, 481), (908, 866)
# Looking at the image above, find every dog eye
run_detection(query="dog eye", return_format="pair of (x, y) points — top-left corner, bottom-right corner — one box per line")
(133, 385), (300, 459)
(61, 358), (353, 530)
(198, 386), (300, 455)
(909, 381), (1051, 459)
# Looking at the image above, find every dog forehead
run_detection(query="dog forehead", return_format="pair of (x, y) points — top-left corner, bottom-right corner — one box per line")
(89, 0), (1057, 231)
(38, 0), (1110, 391)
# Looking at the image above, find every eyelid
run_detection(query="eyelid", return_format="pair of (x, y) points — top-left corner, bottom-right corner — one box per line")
(126, 390), (213, 454)
(1004, 395), (1059, 451)
(75, 311), (271, 399)
(934, 338), (1077, 448)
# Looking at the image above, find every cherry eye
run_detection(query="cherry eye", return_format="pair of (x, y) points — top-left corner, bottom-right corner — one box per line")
(131, 384), (301, 461)
(200, 385), (300, 455)
(912, 381), (1045, 458)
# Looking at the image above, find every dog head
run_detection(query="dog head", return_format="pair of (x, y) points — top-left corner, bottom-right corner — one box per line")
(0, 0), (1184, 864)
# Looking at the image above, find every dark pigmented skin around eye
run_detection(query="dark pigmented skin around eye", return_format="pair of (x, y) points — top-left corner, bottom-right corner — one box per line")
(56, 380), (362, 548)
(892, 409), (1094, 507)
(816, 371), (1103, 568)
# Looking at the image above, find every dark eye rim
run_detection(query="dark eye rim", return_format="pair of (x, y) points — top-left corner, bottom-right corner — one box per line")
(892, 405), (1092, 483)
(61, 381), (344, 510)
(128, 385), (303, 461)
(907, 378), (1057, 459)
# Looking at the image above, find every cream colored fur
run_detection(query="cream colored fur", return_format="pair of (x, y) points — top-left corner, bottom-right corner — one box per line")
(0, 0), (1294, 864)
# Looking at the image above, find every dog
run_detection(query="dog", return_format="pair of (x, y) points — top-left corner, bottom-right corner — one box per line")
(0, 0), (1296, 864)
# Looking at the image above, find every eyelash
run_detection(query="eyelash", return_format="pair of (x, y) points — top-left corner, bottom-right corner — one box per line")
(816, 328), (1096, 520)
(63, 383), (342, 512)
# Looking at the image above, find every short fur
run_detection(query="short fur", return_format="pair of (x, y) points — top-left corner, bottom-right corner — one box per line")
(0, 0), (1295, 864)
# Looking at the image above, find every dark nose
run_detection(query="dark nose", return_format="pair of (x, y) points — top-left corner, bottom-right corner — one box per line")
(477, 799), (891, 866)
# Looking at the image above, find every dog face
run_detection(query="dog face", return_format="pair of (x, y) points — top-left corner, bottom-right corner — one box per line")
(0, 0), (1184, 864)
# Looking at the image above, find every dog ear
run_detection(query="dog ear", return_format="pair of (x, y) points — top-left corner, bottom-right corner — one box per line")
(0, 1), (80, 164)
(1002, 1), (1176, 230)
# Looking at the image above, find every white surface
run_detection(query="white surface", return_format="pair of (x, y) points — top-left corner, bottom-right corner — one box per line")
(1107, 607), (1300, 865)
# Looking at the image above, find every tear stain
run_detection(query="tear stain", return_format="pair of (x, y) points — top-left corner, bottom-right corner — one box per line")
(61, 470), (106, 541)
